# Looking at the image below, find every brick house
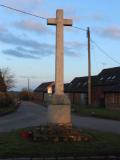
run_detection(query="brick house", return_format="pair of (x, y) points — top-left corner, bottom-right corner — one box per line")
(65, 66), (120, 108)
(104, 84), (120, 109)
(34, 81), (54, 103)
(65, 76), (97, 105)
(34, 66), (120, 109)
(34, 82), (69, 103)
(92, 66), (120, 107)
(65, 76), (88, 105)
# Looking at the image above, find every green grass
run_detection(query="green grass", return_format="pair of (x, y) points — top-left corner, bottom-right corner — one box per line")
(72, 105), (120, 120)
(0, 128), (120, 156)
(0, 105), (17, 116)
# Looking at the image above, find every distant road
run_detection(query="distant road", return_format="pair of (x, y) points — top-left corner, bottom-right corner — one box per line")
(0, 101), (120, 134)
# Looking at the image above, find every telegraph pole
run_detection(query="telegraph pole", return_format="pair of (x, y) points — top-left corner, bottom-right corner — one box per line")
(28, 79), (30, 92)
(28, 78), (30, 99)
(87, 27), (92, 105)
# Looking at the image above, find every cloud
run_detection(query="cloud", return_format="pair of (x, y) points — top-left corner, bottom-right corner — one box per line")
(93, 25), (120, 39)
(21, 0), (43, 5)
(64, 8), (81, 23)
(65, 47), (79, 57)
(14, 20), (52, 35)
(3, 49), (39, 59)
(2, 43), (54, 59)
(65, 41), (86, 57)
(102, 26), (120, 39)
(0, 24), (7, 33)
(75, 12), (105, 23)
(16, 46), (54, 57)
(0, 31), (53, 51)
(0, 31), (85, 59)
(90, 13), (105, 21)
(0, 31), (54, 59)
(65, 41), (86, 49)
(3, 45), (82, 59)
(0, 31), (39, 48)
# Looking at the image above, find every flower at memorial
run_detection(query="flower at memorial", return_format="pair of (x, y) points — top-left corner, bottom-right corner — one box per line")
(20, 131), (32, 139)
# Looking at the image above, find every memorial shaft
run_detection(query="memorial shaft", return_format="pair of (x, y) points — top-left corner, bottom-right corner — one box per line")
(47, 9), (72, 95)
(56, 10), (64, 95)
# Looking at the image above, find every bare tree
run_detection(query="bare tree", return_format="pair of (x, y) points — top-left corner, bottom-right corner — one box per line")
(0, 67), (15, 92)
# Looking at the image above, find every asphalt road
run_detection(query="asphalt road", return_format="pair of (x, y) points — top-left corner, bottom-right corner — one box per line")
(0, 101), (47, 132)
(0, 101), (120, 134)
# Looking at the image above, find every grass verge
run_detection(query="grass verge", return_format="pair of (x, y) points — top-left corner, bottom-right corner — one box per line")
(0, 104), (18, 116)
(0, 128), (120, 156)
(72, 105), (120, 120)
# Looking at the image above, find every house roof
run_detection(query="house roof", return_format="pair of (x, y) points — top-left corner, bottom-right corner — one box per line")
(65, 76), (97, 93)
(34, 82), (69, 93)
(95, 66), (120, 86)
(34, 66), (120, 93)
(34, 81), (54, 92)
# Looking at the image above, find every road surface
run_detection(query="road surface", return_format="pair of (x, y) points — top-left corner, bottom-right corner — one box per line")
(0, 101), (120, 134)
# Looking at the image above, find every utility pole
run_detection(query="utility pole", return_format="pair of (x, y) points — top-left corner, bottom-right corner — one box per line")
(87, 27), (92, 105)
(28, 78), (30, 100)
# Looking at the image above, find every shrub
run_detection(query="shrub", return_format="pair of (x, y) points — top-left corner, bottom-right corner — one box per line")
(0, 92), (15, 108)
(19, 90), (34, 101)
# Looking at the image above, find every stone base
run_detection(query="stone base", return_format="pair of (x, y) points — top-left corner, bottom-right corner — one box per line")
(47, 105), (71, 126)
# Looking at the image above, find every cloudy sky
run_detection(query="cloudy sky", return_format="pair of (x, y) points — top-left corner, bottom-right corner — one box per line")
(0, 0), (120, 90)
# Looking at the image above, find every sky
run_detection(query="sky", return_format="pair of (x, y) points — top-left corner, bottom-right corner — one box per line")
(0, 0), (120, 91)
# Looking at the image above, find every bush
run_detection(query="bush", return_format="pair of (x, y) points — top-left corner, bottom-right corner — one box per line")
(19, 90), (34, 101)
(0, 92), (15, 108)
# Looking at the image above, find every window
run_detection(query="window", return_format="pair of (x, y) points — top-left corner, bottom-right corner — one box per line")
(83, 81), (87, 86)
(107, 76), (112, 80)
(77, 82), (81, 86)
(47, 87), (52, 94)
(68, 82), (72, 87)
(112, 75), (116, 80)
(99, 77), (104, 80)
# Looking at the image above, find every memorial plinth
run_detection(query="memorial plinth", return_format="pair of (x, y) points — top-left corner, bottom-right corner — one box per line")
(47, 94), (71, 126)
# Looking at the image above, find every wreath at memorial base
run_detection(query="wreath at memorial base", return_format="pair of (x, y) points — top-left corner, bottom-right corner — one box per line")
(20, 125), (94, 143)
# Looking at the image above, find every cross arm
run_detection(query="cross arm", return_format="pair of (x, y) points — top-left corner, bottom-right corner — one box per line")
(47, 18), (56, 25)
(63, 19), (72, 26)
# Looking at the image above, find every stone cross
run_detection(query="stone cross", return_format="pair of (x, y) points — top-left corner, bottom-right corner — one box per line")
(47, 9), (72, 95)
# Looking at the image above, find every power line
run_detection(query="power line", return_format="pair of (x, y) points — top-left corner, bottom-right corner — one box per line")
(72, 25), (87, 32)
(91, 39), (120, 65)
(0, 4), (87, 32)
(0, 4), (47, 20)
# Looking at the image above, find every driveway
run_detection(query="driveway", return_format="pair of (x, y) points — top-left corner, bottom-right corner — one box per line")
(0, 101), (120, 134)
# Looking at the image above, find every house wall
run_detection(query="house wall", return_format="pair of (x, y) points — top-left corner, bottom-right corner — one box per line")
(74, 93), (87, 105)
(92, 86), (105, 106)
(65, 93), (74, 104)
(44, 93), (53, 103)
(33, 92), (44, 103)
(105, 92), (120, 109)
(66, 93), (87, 105)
